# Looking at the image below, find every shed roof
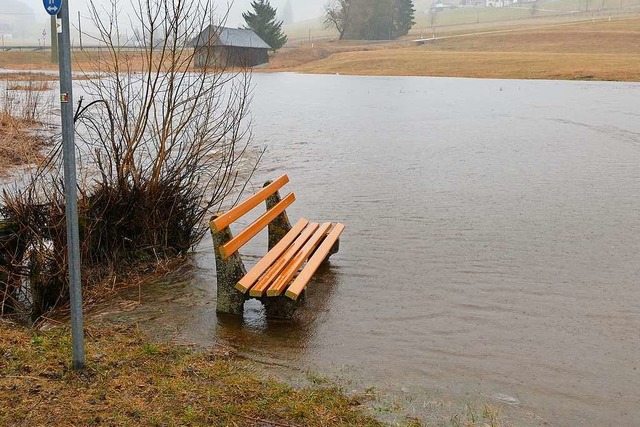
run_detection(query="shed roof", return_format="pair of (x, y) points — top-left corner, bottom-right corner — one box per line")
(191, 26), (271, 50)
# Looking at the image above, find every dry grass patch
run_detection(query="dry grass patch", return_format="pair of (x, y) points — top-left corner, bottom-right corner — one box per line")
(423, 20), (640, 55)
(297, 49), (640, 81)
(7, 81), (52, 92)
(0, 72), (59, 83)
(0, 51), (114, 72)
(0, 51), (56, 71)
(0, 50), (204, 75)
(0, 321), (385, 427)
(268, 41), (400, 71)
(0, 113), (47, 175)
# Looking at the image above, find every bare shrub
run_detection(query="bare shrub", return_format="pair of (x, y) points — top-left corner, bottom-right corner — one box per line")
(1, 0), (260, 321)
(1, 78), (54, 124)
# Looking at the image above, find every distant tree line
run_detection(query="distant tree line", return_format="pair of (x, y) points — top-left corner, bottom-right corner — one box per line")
(324, 0), (415, 40)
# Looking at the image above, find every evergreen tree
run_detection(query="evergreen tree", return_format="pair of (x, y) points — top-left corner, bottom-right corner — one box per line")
(361, 0), (393, 40)
(242, 0), (288, 51)
(326, 0), (415, 41)
(393, 0), (415, 38)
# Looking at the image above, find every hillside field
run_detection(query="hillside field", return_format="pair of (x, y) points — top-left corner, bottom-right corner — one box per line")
(268, 15), (640, 81)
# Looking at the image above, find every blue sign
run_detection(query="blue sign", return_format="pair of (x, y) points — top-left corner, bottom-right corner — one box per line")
(43, 0), (63, 15)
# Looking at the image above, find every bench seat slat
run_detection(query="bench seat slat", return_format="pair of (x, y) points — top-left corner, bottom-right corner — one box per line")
(235, 218), (309, 293)
(221, 192), (296, 260)
(248, 222), (319, 297)
(266, 222), (333, 297)
(211, 174), (289, 233)
(285, 223), (345, 301)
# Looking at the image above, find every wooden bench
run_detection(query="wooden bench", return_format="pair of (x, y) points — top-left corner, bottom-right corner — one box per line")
(210, 174), (345, 319)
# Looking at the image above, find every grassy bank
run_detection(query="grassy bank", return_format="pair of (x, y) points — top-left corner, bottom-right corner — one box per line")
(269, 16), (640, 81)
(0, 320), (389, 426)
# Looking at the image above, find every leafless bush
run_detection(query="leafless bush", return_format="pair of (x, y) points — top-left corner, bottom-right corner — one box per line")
(1, 79), (54, 123)
(1, 0), (261, 321)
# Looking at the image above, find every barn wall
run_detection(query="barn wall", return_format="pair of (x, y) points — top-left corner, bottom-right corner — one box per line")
(194, 46), (269, 68)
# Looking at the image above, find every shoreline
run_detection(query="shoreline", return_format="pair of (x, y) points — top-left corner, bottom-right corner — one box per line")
(0, 320), (389, 426)
(0, 316), (510, 426)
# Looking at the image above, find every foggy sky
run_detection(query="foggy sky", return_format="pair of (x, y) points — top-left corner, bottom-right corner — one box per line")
(1, 0), (325, 43)
(19, 0), (324, 27)
(225, 0), (324, 24)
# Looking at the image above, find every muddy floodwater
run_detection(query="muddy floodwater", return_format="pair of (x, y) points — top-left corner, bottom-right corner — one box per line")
(103, 74), (640, 426)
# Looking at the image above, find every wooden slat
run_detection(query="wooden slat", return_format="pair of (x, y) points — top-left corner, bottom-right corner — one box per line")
(249, 223), (319, 297)
(266, 223), (332, 297)
(220, 192), (296, 259)
(235, 218), (309, 293)
(285, 223), (345, 300)
(210, 174), (289, 233)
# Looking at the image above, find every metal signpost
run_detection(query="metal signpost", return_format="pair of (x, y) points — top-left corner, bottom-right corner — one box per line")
(44, 0), (85, 370)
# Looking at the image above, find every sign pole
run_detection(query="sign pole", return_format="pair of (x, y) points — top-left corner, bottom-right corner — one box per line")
(50, 16), (58, 64)
(56, 0), (85, 370)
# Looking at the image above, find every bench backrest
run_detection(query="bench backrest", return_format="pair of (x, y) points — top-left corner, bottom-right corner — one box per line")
(211, 174), (294, 259)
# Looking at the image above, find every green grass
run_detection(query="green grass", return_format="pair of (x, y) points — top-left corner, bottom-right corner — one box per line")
(0, 321), (387, 426)
(0, 319), (517, 426)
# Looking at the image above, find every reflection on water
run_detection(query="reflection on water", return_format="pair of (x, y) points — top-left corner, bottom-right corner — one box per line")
(100, 74), (640, 426)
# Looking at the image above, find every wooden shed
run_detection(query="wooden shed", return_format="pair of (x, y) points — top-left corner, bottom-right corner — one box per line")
(191, 26), (271, 68)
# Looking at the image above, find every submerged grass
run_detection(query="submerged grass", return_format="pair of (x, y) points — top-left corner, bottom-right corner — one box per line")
(0, 320), (385, 426)
(7, 82), (52, 92)
(0, 112), (47, 175)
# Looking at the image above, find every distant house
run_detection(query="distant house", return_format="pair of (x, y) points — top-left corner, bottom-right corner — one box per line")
(430, 1), (456, 11)
(486, 0), (513, 6)
(190, 26), (271, 68)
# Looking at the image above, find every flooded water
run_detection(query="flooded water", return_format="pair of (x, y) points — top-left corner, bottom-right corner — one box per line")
(101, 74), (640, 426)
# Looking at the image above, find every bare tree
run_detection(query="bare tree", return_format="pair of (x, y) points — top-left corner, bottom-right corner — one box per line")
(1, 0), (262, 320)
(80, 0), (255, 200)
(324, 0), (352, 40)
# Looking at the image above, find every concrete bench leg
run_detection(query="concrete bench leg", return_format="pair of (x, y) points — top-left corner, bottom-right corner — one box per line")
(262, 294), (301, 320)
(211, 225), (246, 316)
(324, 238), (340, 263)
(264, 183), (293, 251)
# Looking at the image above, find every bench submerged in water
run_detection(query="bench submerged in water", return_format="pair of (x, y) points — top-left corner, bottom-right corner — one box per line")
(210, 175), (345, 319)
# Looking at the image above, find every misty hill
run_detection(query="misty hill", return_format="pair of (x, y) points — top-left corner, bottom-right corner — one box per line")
(2, 0), (34, 14)
(0, 0), (47, 43)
